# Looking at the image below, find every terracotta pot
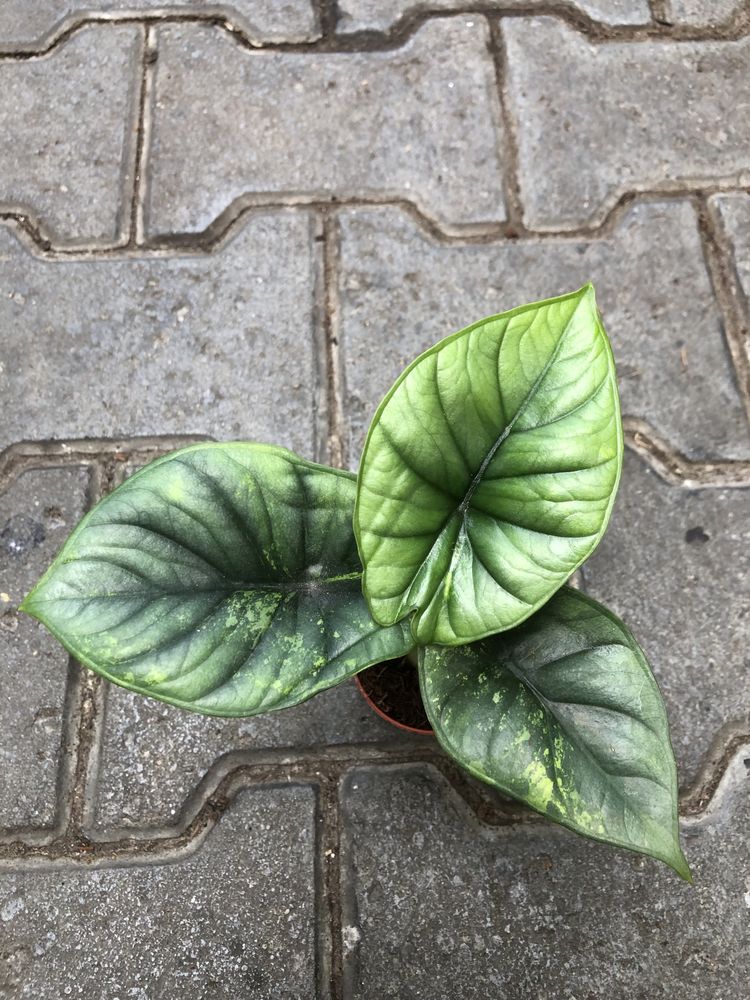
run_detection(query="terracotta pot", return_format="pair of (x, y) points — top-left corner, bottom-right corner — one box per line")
(355, 659), (433, 736)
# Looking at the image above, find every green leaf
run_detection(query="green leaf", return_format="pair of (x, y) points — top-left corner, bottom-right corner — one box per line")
(21, 443), (413, 717)
(355, 285), (623, 645)
(420, 588), (690, 879)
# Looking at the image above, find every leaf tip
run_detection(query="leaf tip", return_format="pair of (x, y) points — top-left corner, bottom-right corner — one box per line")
(669, 846), (693, 884)
(578, 281), (597, 305)
(18, 589), (38, 618)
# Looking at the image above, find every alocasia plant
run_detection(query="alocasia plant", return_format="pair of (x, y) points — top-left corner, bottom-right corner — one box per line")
(21, 284), (691, 879)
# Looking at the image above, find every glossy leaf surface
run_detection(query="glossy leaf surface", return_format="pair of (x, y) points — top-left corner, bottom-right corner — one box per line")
(420, 588), (689, 878)
(22, 443), (413, 716)
(355, 285), (623, 645)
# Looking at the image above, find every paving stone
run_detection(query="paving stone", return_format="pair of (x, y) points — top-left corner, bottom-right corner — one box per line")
(0, 212), (318, 457)
(145, 19), (506, 236)
(336, 0), (651, 32)
(582, 451), (750, 789)
(93, 679), (417, 832)
(0, 1), (319, 50)
(339, 762), (750, 1000)
(710, 192), (750, 306)
(337, 201), (748, 461)
(0, 26), (140, 246)
(0, 467), (90, 831)
(669, 0), (744, 25)
(503, 19), (750, 230)
(0, 786), (317, 998)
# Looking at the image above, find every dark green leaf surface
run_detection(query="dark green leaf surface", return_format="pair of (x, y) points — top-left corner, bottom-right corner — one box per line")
(22, 443), (413, 716)
(355, 285), (623, 645)
(420, 588), (690, 878)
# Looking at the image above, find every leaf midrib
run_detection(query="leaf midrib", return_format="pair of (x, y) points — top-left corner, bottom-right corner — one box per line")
(457, 301), (584, 514)
(397, 299), (590, 617)
(28, 568), (363, 603)
(501, 647), (670, 817)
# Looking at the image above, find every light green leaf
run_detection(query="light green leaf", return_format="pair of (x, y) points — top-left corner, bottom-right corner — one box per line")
(420, 587), (690, 879)
(22, 443), (413, 717)
(355, 285), (623, 645)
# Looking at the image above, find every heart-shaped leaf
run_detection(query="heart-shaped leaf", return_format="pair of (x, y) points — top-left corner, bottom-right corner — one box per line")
(420, 587), (689, 878)
(22, 443), (413, 716)
(355, 285), (623, 645)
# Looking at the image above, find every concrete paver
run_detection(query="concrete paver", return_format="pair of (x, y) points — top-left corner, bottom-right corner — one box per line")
(339, 762), (750, 1000)
(583, 451), (750, 788)
(336, 0), (652, 32)
(0, 214), (319, 457)
(711, 192), (750, 307)
(0, 468), (89, 830)
(504, 18), (750, 230)
(93, 680), (414, 832)
(0, 0), (319, 50)
(0, 26), (141, 246)
(337, 201), (748, 460)
(0, 787), (318, 998)
(145, 19), (507, 236)
(669, 0), (744, 25)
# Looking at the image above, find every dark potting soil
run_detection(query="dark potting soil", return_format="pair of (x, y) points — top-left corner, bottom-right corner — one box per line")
(357, 658), (432, 732)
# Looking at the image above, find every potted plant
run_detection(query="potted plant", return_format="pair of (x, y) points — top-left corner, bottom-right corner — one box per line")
(355, 652), (433, 735)
(21, 285), (691, 879)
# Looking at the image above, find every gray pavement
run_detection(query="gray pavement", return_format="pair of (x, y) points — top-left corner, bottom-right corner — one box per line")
(0, 3), (749, 998)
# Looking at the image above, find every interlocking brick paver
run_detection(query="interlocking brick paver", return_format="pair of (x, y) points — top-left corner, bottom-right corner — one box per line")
(583, 451), (750, 788)
(93, 681), (413, 832)
(336, 0), (651, 32)
(711, 192), (750, 307)
(504, 19), (750, 230)
(145, 19), (506, 236)
(0, 1), (318, 51)
(670, 0), (744, 25)
(0, 26), (140, 246)
(340, 762), (750, 1000)
(0, 468), (89, 830)
(0, 213), (318, 457)
(0, 786), (317, 998)
(337, 202), (748, 460)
